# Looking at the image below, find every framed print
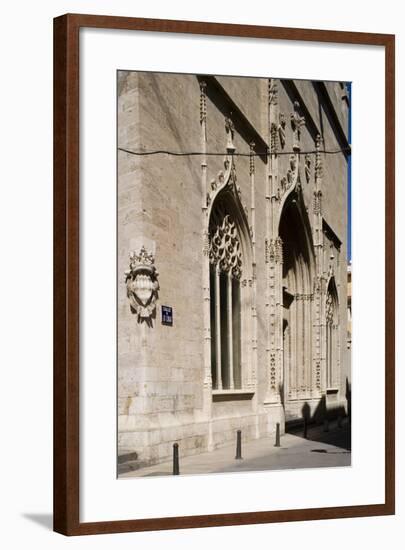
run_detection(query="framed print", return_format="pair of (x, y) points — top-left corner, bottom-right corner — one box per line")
(53, 13), (395, 535)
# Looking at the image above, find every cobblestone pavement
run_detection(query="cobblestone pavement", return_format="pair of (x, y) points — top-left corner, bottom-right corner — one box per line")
(120, 419), (351, 478)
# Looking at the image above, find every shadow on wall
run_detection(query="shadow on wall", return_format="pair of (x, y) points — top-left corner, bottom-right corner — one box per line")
(282, 377), (352, 451)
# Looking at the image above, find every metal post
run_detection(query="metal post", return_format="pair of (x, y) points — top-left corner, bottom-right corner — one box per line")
(337, 415), (343, 429)
(235, 430), (242, 459)
(173, 443), (180, 475)
(274, 422), (281, 447)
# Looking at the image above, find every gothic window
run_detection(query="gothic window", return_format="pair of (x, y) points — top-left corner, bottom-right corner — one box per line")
(209, 202), (243, 390)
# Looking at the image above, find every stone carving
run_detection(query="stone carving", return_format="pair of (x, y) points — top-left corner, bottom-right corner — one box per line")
(268, 79), (278, 106)
(206, 155), (249, 221)
(290, 101), (305, 151)
(199, 81), (207, 124)
(315, 361), (321, 391)
(313, 189), (322, 214)
(280, 176), (289, 194)
(270, 353), (276, 391)
(295, 293), (314, 301)
(270, 122), (278, 154)
(249, 141), (255, 175)
(203, 230), (210, 256)
(265, 238), (275, 264)
(305, 154), (311, 183)
(313, 276), (322, 294)
(278, 113), (286, 149)
(286, 154), (298, 186)
(209, 214), (242, 279)
(326, 291), (334, 325)
(274, 236), (283, 264)
(125, 246), (159, 321)
(225, 116), (236, 153)
(315, 134), (323, 181)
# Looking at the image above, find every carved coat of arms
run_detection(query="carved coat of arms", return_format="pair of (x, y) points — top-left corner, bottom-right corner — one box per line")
(124, 246), (159, 321)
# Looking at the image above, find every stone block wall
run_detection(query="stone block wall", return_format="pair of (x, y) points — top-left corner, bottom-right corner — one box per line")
(117, 71), (350, 470)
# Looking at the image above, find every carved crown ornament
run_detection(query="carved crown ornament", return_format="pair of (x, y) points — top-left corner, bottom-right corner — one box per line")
(124, 246), (159, 322)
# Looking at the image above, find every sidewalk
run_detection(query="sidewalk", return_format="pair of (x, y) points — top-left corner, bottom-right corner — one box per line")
(120, 419), (351, 478)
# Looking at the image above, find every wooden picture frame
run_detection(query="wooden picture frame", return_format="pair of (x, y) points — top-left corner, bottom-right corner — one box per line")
(53, 13), (395, 535)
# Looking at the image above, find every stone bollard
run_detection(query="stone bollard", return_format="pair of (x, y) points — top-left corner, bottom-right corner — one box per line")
(235, 429), (242, 459)
(274, 423), (281, 447)
(173, 442), (180, 475)
(323, 418), (329, 432)
(303, 417), (308, 439)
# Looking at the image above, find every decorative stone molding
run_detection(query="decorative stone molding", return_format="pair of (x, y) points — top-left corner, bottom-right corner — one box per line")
(287, 154), (297, 185)
(274, 236), (283, 264)
(270, 122), (278, 154)
(313, 276), (322, 294)
(313, 189), (322, 215)
(327, 264), (335, 280)
(206, 154), (250, 226)
(290, 101), (305, 152)
(209, 214), (242, 279)
(249, 141), (255, 175)
(225, 116), (236, 153)
(199, 81), (207, 125)
(315, 361), (321, 391)
(125, 246), (159, 321)
(278, 113), (286, 149)
(269, 353), (276, 391)
(326, 291), (334, 325)
(295, 293), (314, 301)
(305, 154), (311, 183)
(315, 134), (323, 181)
(268, 79), (278, 106)
(203, 229), (210, 256)
(265, 238), (275, 264)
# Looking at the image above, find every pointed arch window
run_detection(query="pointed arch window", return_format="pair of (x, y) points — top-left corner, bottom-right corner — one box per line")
(209, 201), (243, 390)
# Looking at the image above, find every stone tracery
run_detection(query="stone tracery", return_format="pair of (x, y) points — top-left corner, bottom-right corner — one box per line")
(209, 214), (242, 280)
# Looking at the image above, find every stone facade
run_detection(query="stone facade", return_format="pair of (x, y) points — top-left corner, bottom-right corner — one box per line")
(117, 72), (351, 471)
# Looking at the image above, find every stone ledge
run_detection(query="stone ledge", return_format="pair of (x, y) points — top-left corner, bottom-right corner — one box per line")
(212, 389), (255, 402)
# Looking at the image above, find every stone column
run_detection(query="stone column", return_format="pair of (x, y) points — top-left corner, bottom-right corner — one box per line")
(200, 80), (213, 450)
(313, 134), (324, 398)
(250, 141), (258, 393)
(265, 78), (282, 405)
(215, 266), (222, 390)
(227, 273), (234, 390)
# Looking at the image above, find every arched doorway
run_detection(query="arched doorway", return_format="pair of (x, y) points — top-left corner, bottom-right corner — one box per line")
(279, 193), (315, 401)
